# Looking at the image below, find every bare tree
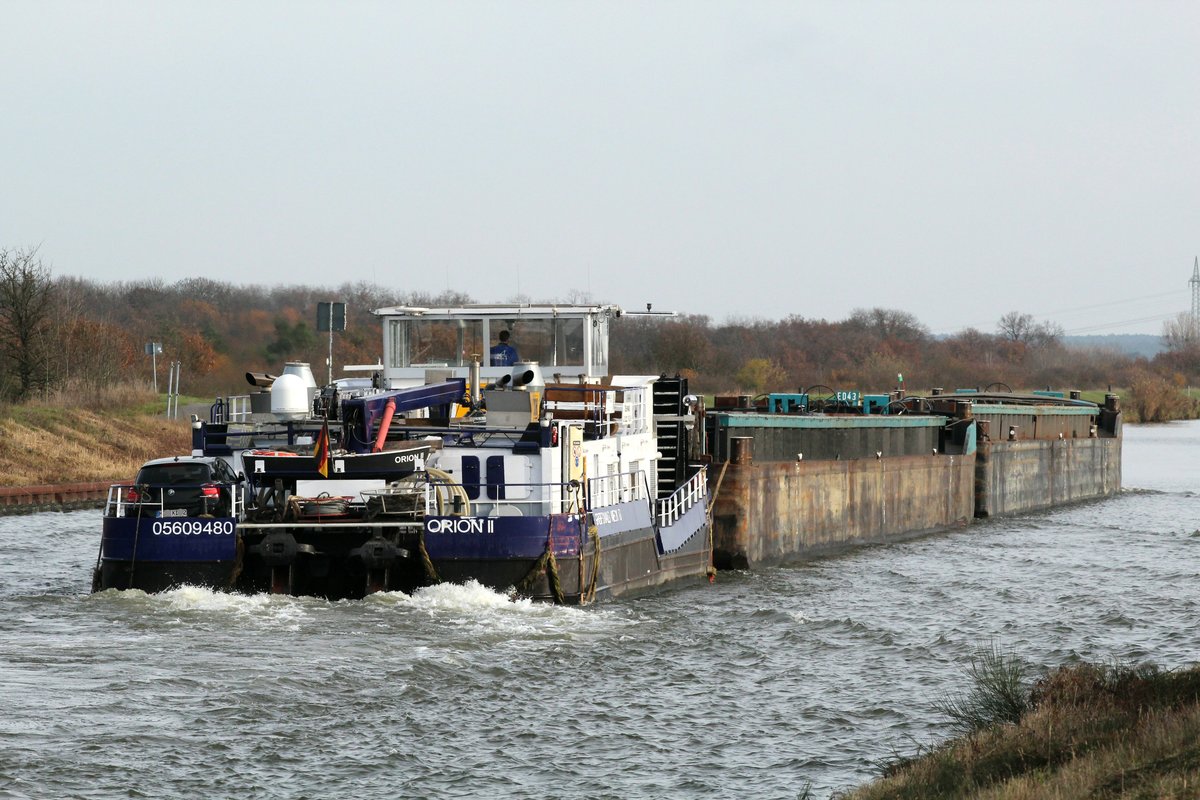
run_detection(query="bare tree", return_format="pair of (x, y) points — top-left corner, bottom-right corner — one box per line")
(1162, 312), (1200, 353)
(997, 311), (1062, 347)
(997, 311), (1035, 343)
(847, 307), (929, 343)
(1028, 320), (1064, 348)
(0, 247), (56, 399)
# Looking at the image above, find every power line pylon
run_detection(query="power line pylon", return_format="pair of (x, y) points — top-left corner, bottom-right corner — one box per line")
(1192, 256), (1200, 323)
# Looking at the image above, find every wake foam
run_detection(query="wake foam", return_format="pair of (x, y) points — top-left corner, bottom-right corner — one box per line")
(369, 580), (631, 641)
(95, 584), (313, 629)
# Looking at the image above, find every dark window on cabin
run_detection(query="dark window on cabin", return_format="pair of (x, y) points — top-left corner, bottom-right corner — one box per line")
(485, 455), (505, 500)
(462, 456), (481, 500)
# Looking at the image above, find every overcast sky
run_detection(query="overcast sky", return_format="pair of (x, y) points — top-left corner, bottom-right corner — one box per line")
(3, 1), (1198, 335)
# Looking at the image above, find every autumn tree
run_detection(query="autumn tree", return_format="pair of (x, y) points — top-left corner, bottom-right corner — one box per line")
(735, 358), (785, 394)
(847, 307), (928, 344)
(1151, 313), (1200, 380)
(652, 316), (713, 374)
(264, 315), (318, 364)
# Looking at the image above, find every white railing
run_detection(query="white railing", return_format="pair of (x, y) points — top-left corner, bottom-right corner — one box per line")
(212, 395), (252, 424)
(587, 470), (650, 509)
(421, 479), (577, 517)
(104, 483), (244, 519)
(542, 385), (649, 438)
(656, 467), (708, 528)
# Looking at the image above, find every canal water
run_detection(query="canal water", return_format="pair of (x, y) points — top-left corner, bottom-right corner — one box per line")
(1, 422), (1197, 799)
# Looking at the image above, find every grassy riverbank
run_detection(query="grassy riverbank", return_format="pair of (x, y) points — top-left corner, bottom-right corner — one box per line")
(0, 387), (193, 485)
(840, 654), (1200, 800)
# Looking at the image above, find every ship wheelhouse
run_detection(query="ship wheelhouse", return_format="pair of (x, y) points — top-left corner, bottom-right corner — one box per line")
(369, 304), (615, 389)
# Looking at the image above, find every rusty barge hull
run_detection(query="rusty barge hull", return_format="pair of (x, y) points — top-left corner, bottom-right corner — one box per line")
(708, 413), (977, 569)
(707, 392), (1122, 570)
(971, 399), (1122, 517)
(712, 451), (975, 569)
(975, 437), (1122, 517)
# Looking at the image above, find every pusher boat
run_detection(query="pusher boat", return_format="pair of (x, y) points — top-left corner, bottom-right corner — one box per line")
(95, 305), (712, 603)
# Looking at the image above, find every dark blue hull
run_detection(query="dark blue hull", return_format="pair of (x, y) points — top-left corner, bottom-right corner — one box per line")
(96, 503), (710, 604)
(424, 502), (710, 603)
(96, 516), (239, 592)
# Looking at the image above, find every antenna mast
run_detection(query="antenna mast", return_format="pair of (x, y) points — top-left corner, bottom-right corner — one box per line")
(1192, 256), (1200, 324)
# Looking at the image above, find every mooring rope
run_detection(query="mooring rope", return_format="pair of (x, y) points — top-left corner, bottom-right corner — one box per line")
(91, 493), (110, 591)
(227, 532), (245, 588)
(127, 485), (148, 590)
(580, 524), (601, 605)
(512, 549), (551, 597)
(543, 517), (565, 604)
(417, 528), (442, 584)
(545, 543), (564, 605)
(705, 462), (730, 582)
(511, 523), (565, 604)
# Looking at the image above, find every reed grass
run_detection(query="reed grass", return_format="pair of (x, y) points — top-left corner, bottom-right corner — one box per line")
(935, 645), (1032, 737)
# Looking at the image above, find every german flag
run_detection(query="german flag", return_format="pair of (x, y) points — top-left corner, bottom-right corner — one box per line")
(314, 417), (330, 478)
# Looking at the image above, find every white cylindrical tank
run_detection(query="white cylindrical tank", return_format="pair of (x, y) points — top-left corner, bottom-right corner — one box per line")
(271, 373), (310, 420)
(283, 362), (318, 389)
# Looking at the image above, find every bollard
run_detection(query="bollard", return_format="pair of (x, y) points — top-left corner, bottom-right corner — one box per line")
(730, 436), (754, 465)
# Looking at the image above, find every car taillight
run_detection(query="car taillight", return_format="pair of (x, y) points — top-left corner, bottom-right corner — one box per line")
(201, 484), (220, 498)
(126, 487), (140, 502)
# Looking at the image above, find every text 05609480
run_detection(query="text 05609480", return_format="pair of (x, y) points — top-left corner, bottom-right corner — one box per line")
(152, 520), (235, 536)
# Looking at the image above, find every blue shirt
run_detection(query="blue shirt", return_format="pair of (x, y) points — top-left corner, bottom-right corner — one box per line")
(490, 342), (518, 366)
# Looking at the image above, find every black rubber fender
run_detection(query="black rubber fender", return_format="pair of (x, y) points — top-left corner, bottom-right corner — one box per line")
(352, 537), (399, 569)
(250, 531), (299, 567)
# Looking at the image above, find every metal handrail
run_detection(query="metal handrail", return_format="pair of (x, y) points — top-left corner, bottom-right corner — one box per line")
(105, 482), (244, 519)
(656, 467), (708, 528)
(421, 479), (584, 516)
(587, 470), (651, 509)
(211, 395), (252, 424)
(542, 385), (649, 437)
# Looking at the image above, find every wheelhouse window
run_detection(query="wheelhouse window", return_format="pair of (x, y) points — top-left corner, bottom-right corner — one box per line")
(390, 319), (484, 367)
(386, 313), (599, 372)
(495, 317), (586, 368)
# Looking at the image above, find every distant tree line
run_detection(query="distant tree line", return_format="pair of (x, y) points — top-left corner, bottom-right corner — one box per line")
(1, 246), (1198, 408)
(611, 308), (1200, 400)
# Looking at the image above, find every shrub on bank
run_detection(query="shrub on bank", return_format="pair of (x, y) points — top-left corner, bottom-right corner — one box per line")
(1125, 372), (1200, 422)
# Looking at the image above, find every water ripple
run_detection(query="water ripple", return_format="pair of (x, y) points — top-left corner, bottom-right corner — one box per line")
(1, 423), (1199, 797)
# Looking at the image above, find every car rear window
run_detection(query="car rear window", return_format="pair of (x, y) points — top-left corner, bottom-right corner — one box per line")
(137, 464), (213, 485)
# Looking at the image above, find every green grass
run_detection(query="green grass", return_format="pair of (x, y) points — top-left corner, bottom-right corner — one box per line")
(128, 393), (212, 417)
(1079, 388), (1124, 405)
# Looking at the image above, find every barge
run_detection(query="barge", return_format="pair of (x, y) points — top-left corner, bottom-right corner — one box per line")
(707, 389), (1121, 569)
(93, 305), (1123, 601)
(963, 390), (1122, 517)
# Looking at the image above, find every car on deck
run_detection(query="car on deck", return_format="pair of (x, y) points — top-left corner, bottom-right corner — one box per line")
(128, 456), (243, 517)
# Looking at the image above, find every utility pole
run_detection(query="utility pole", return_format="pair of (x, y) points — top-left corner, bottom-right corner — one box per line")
(145, 342), (162, 393)
(316, 302), (346, 385)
